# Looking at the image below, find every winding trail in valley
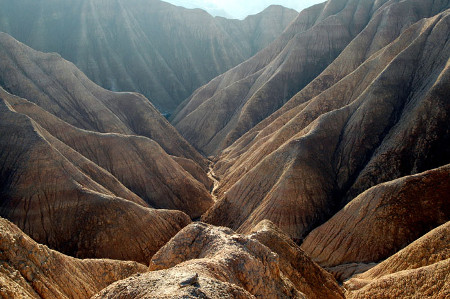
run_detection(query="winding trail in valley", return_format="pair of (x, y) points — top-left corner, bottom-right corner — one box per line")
(207, 163), (220, 202)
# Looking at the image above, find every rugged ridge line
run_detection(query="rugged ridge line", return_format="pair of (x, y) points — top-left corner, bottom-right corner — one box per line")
(0, 89), (213, 218)
(0, 32), (207, 168)
(345, 222), (450, 298)
(172, 0), (394, 155)
(0, 0), (298, 113)
(301, 165), (450, 275)
(94, 222), (337, 298)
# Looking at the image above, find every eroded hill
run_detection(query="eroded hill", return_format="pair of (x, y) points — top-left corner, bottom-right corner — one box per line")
(0, 33), (214, 263)
(0, 0), (297, 113)
(0, 0), (449, 298)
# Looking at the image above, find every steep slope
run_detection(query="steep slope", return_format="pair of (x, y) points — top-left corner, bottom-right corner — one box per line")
(300, 165), (450, 272)
(347, 221), (450, 285)
(0, 0), (297, 113)
(170, 156), (214, 191)
(94, 223), (306, 298)
(0, 217), (147, 299)
(202, 3), (450, 242)
(0, 97), (191, 263)
(172, 0), (397, 155)
(0, 89), (213, 218)
(345, 222), (450, 298)
(214, 0), (450, 179)
(0, 32), (207, 168)
(249, 220), (344, 299)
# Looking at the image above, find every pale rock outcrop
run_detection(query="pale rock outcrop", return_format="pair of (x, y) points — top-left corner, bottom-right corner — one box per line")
(95, 223), (306, 298)
(249, 220), (344, 299)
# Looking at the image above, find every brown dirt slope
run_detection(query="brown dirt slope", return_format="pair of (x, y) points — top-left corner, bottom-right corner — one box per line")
(0, 89), (213, 218)
(170, 156), (214, 191)
(347, 260), (450, 299)
(172, 0), (397, 155)
(213, 0), (450, 183)
(0, 217), (146, 299)
(0, 98), (191, 263)
(202, 4), (450, 244)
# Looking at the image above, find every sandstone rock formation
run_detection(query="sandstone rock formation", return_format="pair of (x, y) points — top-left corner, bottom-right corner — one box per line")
(95, 223), (306, 298)
(202, 3), (450, 244)
(0, 0), (297, 113)
(249, 220), (344, 299)
(93, 271), (255, 298)
(345, 222), (450, 298)
(300, 165), (450, 274)
(0, 217), (147, 299)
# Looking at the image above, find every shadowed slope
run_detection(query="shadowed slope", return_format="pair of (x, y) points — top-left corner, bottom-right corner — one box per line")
(202, 4), (450, 243)
(0, 32), (207, 168)
(0, 98), (191, 263)
(0, 89), (213, 218)
(0, 0), (297, 113)
(249, 220), (344, 299)
(0, 217), (147, 299)
(170, 156), (214, 191)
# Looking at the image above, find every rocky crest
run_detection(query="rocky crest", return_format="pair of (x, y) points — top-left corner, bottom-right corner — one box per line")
(95, 223), (307, 298)
(249, 220), (344, 299)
